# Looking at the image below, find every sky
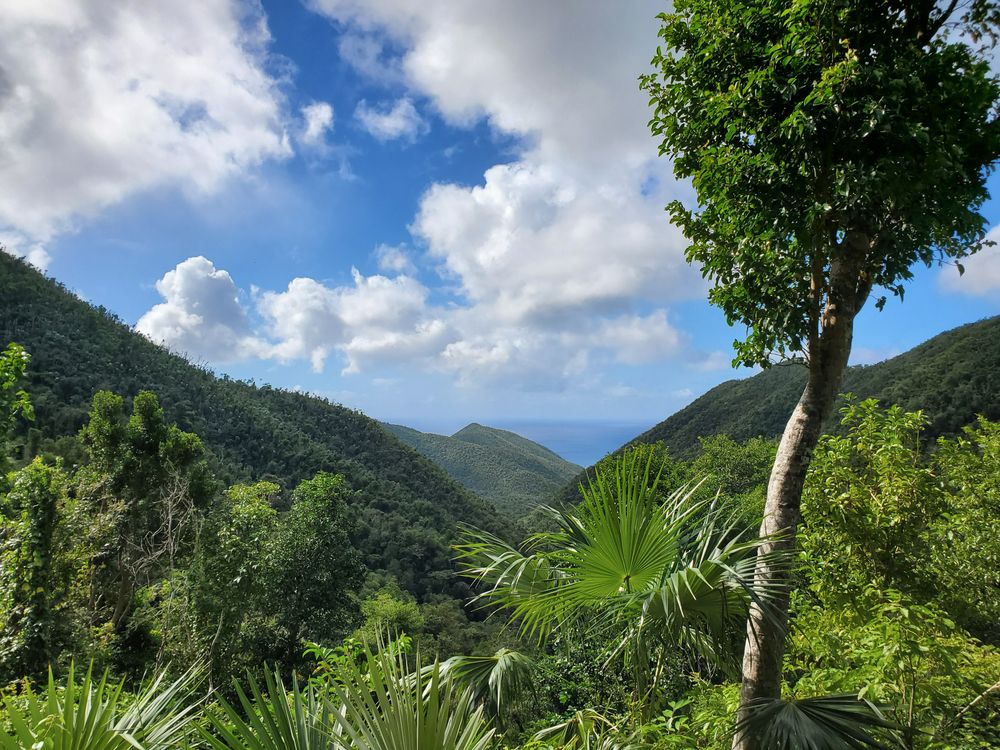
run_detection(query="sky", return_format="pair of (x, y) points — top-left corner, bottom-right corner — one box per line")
(2, 1), (1000, 463)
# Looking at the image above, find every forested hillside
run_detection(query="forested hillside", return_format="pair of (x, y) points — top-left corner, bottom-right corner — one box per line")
(554, 316), (1000, 504)
(383, 422), (580, 515)
(635, 316), (1000, 456)
(0, 253), (507, 598)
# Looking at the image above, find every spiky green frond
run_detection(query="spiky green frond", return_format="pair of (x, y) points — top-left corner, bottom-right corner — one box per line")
(532, 708), (642, 750)
(201, 669), (334, 750)
(329, 642), (496, 750)
(0, 662), (201, 750)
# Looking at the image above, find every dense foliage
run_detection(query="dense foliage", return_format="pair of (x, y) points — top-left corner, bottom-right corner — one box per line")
(384, 422), (581, 517)
(556, 315), (1000, 507)
(0, 253), (509, 601)
(1, 330), (997, 747)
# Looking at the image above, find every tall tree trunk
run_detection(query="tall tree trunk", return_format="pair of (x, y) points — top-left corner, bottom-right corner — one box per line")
(733, 232), (873, 750)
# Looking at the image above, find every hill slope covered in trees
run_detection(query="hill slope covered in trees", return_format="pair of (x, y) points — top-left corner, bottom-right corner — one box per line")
(382, 422), (581, 515)
(637, 316), (1000, 456)
(0, 254), (507, 598)
(555, 316), (1000, 502)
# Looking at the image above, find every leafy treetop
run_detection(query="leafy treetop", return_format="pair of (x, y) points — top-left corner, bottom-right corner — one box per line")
(642, 0), (1000, 367)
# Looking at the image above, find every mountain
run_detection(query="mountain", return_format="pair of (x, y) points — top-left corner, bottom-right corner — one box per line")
(382, 421), (581, 515)
(638, 316), (1000, 455)
(556, 315), (1000, 501)
(0, 253), (508, 599)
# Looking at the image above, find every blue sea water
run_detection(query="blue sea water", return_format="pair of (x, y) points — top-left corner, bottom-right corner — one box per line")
(488, 420), (655, 466)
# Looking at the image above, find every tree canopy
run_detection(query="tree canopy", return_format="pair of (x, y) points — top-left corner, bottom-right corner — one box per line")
(642, 0), (1000, 367)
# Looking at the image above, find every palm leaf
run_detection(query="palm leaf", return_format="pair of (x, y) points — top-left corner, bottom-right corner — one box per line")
(329, 641), (496, 750)
(734, 694), (904, 750)
(455, 449), (792, 672)
(438, 648), (534, 717)
(532, 708), (642, 750)
(200, 669), (334, 750)
(0, 661), (201, 750)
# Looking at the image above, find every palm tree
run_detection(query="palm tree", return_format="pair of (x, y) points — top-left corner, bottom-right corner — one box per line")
(438, 648), (534, 729)
(329, 642), (496, 750)
(455, 448), (787, 715)
(201, 669), (335, 750)
(0, 662), (201, 750)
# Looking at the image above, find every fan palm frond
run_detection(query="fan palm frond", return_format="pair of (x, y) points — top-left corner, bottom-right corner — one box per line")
(438, 648), (534, 717)
(456, 449), (789, 671)
(734, 694), (904, 750)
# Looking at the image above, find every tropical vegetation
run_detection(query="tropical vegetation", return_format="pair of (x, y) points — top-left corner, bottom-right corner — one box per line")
(2, 1), (1000, 747)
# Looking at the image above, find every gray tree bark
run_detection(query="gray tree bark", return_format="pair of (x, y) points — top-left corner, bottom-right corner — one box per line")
(733, 231), (874, 750)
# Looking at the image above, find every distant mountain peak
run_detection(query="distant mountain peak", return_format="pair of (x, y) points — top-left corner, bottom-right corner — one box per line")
(384, 421), (580, 516)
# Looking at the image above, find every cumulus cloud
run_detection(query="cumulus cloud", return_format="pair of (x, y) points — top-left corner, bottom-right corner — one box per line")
(413, 162), (697, 326)
(354, 97), (428, 142)
(303, 0), (704, 387)
(133, 3), (719, 391)
(299, 101), (335, 146)
(1, 232), (51, 271)
(939, 226), (1000, 296)
(136, 255), (694, 391)
(257, 269), (450, 374)
(137, 256), (267, 361)
(0, 0), (290, 247)
(374, 243), (417, 274)
(309, 0), (664, 170)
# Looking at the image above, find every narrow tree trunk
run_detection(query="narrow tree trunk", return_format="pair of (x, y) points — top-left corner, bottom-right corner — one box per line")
(733, 232), (873, 750)
(111, 570), (133, 632)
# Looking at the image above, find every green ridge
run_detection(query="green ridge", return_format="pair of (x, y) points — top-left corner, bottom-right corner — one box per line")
(556, 316), (1000, 502)
(0, 253), (508, 599)
(382, 421), (580, 516)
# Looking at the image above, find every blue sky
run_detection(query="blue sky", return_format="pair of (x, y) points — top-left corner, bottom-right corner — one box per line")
(2, 1), (999, 463)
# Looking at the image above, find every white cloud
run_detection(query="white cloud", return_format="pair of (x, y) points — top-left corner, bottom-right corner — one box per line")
(939, 226), (1000, 296)
(336, 31), (404, 85)
(593, 311), (682, 365)
(374, 243), (416, 274)
(304, 0), (704, 388)
(1, 232), (51, 271)
(133, 4), (718, 392)
(310, 0), (665, 172)
(256, 268), (450, 374)
(413, 162), (697, 326)
(299, 101), (334, 146)
(0, 0), (291, 245)
(354, 97), (428, 142)
(136, 255), (693, 391)
(137, 256), (267, 361)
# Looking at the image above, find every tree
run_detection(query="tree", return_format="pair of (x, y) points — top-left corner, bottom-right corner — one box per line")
(457, 449), (780, 720)
(190, 481), (282, 680)
(0, 459), (66, 680)
(0, 343), (33, 478)
(270, 472), (365, 667)
(78, 390), (213, 637)
(641, 2), (1000, 743)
